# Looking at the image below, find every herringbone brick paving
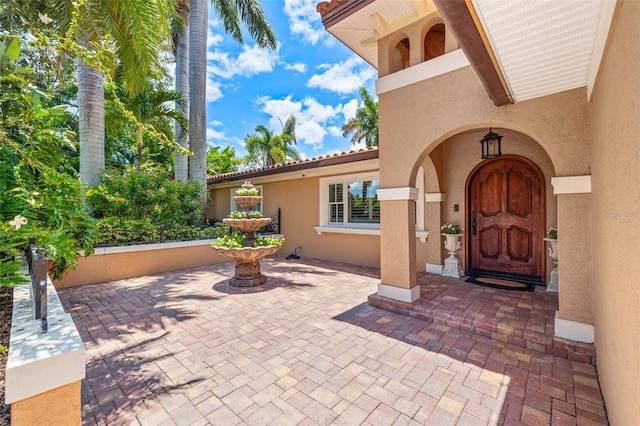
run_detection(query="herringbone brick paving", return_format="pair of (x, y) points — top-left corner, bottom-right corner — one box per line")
(58, 255), (607, 425)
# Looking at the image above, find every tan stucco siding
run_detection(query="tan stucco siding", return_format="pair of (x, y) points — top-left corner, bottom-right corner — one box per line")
(590, 0), (640, 423)
(208, 174), (382, 268)
(378, 66), (591, 189)
(55, 244), (228, 288)
(12, 381), (81, 425)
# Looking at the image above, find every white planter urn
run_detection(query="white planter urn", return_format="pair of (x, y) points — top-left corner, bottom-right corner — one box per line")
(442, 233), (464, 278)
(544, 237), (558, 292)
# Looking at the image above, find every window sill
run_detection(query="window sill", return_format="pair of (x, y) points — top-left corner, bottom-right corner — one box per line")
(314, 226), (430, 242)
(314, 226), (380, 236)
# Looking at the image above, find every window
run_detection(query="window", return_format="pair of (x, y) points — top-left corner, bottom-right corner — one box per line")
(229, 185), (262, 213)
(320, 173), (380, 229)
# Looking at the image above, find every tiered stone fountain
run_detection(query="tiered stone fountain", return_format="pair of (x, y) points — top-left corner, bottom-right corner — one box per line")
(211, 181), (283, 287)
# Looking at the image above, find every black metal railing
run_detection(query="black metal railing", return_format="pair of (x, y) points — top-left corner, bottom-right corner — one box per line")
(26, 239), (48, 333)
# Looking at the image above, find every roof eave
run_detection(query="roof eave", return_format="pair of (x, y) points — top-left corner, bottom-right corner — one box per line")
(433, 0), (512, 106)
(207, 149), (380, 186)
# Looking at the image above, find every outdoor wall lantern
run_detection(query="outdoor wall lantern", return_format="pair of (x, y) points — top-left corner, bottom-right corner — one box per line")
(480, 128), (503, 159)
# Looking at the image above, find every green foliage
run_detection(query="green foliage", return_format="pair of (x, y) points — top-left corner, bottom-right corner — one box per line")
(94, 217), (158, 245)
(87, 166), (204, 226)
(441, 223), (462, 235)
(213, 231), (246, 248)
(248, 211), (263, 219)
(0, 36), (95, 284)
(254, 235), (284, 247)
(207, 146), (241, 176)
(244, 115), (301, 168)
(235, 188), (260, 196)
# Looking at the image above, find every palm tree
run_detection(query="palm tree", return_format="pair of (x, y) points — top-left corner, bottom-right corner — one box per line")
(109, 82), (188, 172)
(206, 145), (241, 175)
(244, 115), (301, 168)
(342, 86), (379, 147)
(1, 1), (175, 187)
(172, 0), (190, 182)
(189, 0), (277, 207)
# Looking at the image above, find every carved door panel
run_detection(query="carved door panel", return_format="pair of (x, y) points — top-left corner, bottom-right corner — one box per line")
(469, 157), (544, 277)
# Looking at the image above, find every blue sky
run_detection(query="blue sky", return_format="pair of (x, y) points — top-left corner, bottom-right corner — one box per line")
(203, 0), (377, 161)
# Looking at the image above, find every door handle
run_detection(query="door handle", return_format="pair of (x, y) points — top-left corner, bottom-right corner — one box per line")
(472, 210), (477, 235)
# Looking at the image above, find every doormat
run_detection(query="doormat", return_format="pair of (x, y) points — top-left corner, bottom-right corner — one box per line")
(465, 275), (536, 292)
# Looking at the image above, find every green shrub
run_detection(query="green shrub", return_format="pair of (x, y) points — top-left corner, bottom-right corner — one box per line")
(255, 235), (284, 247)
(213, 231), (245, 248)
(87, 165), (204, 227)
(94, 217), (158, 245)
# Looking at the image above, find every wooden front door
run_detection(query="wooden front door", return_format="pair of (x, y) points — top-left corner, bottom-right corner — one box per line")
(468, 156), (544, 278)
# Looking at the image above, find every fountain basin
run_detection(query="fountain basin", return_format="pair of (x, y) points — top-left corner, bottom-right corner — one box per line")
(233, 196), (263, 210)
(222, 218), (271, 233)
(211, 245), (282, 287)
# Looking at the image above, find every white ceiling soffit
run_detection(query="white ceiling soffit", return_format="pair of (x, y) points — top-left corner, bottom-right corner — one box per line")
(470, 0), (617, 102)
(327, 0), (432, 69)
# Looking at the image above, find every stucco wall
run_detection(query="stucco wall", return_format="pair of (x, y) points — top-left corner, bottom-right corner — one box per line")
(208, 175), (382, 268)
(589, 0), (640, 422)
(55, 242), (228, 288)
(12, 381), (81, 425)
(378, 66), (591, 189)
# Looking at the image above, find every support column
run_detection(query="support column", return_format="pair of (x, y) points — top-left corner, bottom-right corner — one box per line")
(552, 176), (595, 343)
(377, 187), (420, 302)
(425, 193), (445, 274)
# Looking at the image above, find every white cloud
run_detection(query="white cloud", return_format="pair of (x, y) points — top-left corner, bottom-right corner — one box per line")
(342, 98), (359, 121)
(307, 56), (375, 94)
(302, 97), (340, 123)
(296, 121), (326, 150)
(327, 126), (343, 137)
(284, 62), (307, 73)
(208, 44), (279, 79)
(235, 44), (279, 76)
(283, 0), (327, 45)
(205, 75), (223, 103)
(206, 121), (226, 145)
(257, 95), (352, 151)
(207, 26), (224, 47)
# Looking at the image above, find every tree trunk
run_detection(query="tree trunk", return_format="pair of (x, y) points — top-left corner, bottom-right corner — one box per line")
(174, 6), (190, 182)
(78, 60), (105, 188)
(188, 0), (208, 215)
(136, 127), (143, 172)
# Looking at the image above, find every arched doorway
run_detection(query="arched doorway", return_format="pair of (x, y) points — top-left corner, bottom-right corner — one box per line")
(466, 155), (545, 279)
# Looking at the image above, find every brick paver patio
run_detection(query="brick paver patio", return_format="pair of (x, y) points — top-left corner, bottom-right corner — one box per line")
(58, 256), (607, 425)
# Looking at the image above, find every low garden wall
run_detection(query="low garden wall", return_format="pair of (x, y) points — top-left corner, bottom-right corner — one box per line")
(7, 269), (85, 425)
(55, 240), (230, 288)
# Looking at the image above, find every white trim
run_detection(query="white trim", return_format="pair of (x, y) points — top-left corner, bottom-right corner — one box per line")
(319, 171), (381, 228)
(426, 263), (443, 274)
(551, 176), (592, 194)
(425, 192), (446, 203)
(90, 239), (215, 256)
(376, 49), (470, 95)
(377, 187), (419, 201)
(416, 231), (429, 243)
(416, 167), (425, 231)
(314, 227), (428, 242)
(314, 226), (380, 236)
(377, 283), (421, 303)
(587, 0), (617, 100)
(554, 311), (595, 343)
(6, 275), (85, 404)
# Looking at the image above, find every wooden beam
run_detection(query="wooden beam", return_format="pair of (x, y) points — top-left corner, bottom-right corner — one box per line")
(433, 0), (512, 106)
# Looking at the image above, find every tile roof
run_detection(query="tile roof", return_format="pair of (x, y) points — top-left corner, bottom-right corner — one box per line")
(207, 146), (379, 184)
